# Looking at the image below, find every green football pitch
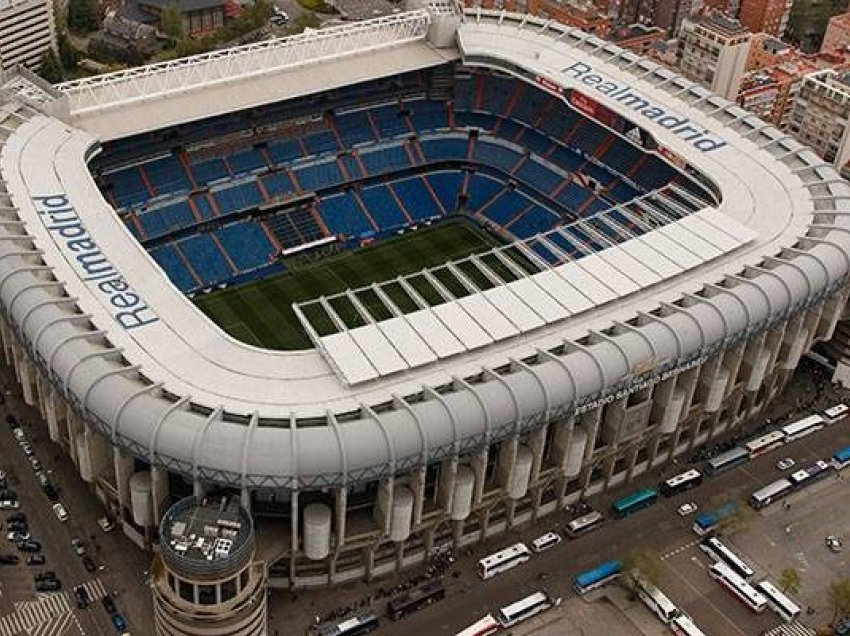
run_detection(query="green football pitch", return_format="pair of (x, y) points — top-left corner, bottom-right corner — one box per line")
(195, 221), (525, 350)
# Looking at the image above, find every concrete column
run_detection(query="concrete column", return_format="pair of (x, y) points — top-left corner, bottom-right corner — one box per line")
(364, 546), (376, 581)
(192, 479), (205, 499)
(0, 319), (12, 365)
(601, 397), (628, 447)
(113, 446), (133, 518)
(289, 490), (299, 582)
(17, 354), (35, 407)
(240, 487), (251, 515)
(44, 389), (62, 443)
(151, 465), (169, 523)
(528, 423), (547, 485)
(335, 487), (347, 548)
(375, 478), (394, 536)
(410, 466), (426, 527)
(35, 372), (49, 420)
(470, 448), (488, 505)
(436, 455), (458, 513)
(496, 436), (519, 493)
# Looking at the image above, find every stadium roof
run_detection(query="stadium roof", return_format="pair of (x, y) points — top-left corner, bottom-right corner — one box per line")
(0, 7), (847, 487)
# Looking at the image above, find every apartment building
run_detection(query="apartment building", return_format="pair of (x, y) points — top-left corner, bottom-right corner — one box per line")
(0, 0), (56, 72)
(678, 12), (752, 99)
(788, 69), (850, 173)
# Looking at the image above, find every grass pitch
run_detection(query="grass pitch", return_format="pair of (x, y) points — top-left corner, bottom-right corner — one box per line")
(195, 222), (508, 350)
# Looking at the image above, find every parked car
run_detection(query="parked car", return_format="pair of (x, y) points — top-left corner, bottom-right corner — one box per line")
(6, 414), (17, 428)
(18, 540), (41, 552)
(71, 537), (86, 556)
(0, 500), (20, 510)
(34, 571), (57, 581)
(43, 484), (59, 503)
(82, 556), (97, 572)
(52, 502), (69, 523)
(827, 535), (844, 553)
(101, 593), (117, 614)
(8, 520), (28, 532)
(21, 444), (33, 457)
(0, 553), (19, 565)
(111, 613), (127, 632)
(97, 516), (115, 533)
(0, 470), (6, 489)
(7, 512), (26, 524)
(7, 531), (31, 542)
(28, 457), (42, 472)
(36, 472), (49, 488)
(73, 585), (90, 609)
(678, 502), (698, 516)
(0, 489), (17, 500)
(835, 616), (850, 636)
(530, 532), (562, 553)
(35, 579), (61, 592)
(25, 554), (45, 566)
(776, 457), (796, 471)
(12, 427), (25, 443)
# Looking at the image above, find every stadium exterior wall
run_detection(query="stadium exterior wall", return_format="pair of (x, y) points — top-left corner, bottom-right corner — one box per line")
(0, 9), (847, 587)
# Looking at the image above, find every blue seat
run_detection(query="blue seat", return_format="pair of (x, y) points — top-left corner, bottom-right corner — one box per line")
(228, 148), (267, 175)
(178, 234), (233, 285)
(191, 193), (216, 220)
(547, 145), (585, 173)
(371, 105), (409, 138)
(213, 181), (264, 215)
(454, 111), (496, 132)
(472, 140), (521, 173)
(216, 222), (275, 271)
(293, 160), (344, 192)
(190, 158), (229, 187)
(359, 145), (410, 175)
(108, 167), (149, 209)
(360, 186), (408, 230)
(138, 201), (196, 239)
(303, 130), (339, 156)
(514, 158), (564, 194)
(480, 190), (529, 227)
(464, 174), (504, 212)
(336, 110), (376, 146)
(150, 244), (198, 292)
(317, 193), (375, 237)
(509, 205), (558, 239)
(262, 171), (295, 199)
(391, 177), (442, 221)
(420, 137), (469, 162)
(267, 139), (303, 165)
(424, 172), (462, 213)
(144, 155), (190, 195)
(409, 101), (448, 132)
(601, 140), (643, 175)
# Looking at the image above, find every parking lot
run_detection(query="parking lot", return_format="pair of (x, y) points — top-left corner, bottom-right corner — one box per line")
(0, 368), (150, 636)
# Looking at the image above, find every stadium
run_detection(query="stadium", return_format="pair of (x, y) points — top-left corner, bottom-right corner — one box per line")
(0, 0), (848, 590)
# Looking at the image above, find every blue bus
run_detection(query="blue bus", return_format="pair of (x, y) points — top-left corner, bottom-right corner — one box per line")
(692, 500), (737, 536)
(611, 488), (659, 518)
(706, 447), (749, 476)
(573, 560), (622, 595)
(832, 445), (850, 470)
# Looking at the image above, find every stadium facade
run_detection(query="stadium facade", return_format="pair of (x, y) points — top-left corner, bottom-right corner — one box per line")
(0, 2), (848, 589)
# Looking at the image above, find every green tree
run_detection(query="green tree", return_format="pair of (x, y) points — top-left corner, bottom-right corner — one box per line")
(37, 49), (63, 83)
(622, 547), (663, 593)
(67, 0), (99, 33)
(828, 578), (850, 624)
(286, 10), (319, 33)
(159, 5), (185, 40)
(778, 567), (802, 595)
(57, 34), (78, 71)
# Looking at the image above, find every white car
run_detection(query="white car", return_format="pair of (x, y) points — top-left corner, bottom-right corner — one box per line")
(0, 499), (20, 510)
(531, 531), (562, 553)
(7, 531), (30, 541)
(97, 517), (115, 533)
(52, 502), (69, 522)
(776, 457), (796, 471)
(677, 502), (698, 516)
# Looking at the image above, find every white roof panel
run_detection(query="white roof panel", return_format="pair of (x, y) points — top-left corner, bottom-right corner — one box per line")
(349, 325), (409, 376)
(533, 269), (593, 314)
(699, 209), (758, 246)
(596, 247), (662, 287)
(377, 317), (438, 367)
(321, 332), (378, 385)
(659, 222), (722, 260)
(458, 294), (519, 340)
(569, 254), (640, 296)
(552, 261), (618, 305)
(679, 213), (739, 252)
(482, 286), (545, 331)
(507, 275), (571, 322)
(433, 302), (493, 350)
(621, 239), (682, 279)
(636, 230), (701, 270)
(406, 309), (466, 358)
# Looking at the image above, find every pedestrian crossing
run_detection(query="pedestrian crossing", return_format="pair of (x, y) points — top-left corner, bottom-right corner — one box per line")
(762, 621), (816, 636)
(0, 577), (106, 636)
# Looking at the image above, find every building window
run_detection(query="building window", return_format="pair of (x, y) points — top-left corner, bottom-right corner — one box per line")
(198, 584), (216, 605)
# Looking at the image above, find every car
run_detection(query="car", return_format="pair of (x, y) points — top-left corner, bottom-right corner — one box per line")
(12, 427), (25, 443)
(531, 531), (562, 553)
(7, 531), (30, 542)
(111, 613), (127, 632)
(97, 516), (115, 533)
(34, 571), (57, 581)
(82, 556), (97, 573)
(7, 512), (26, 524)
(7, 522), (28, 534)
(101, 593), (117, 614)
(0, 500), (20, 510)
(25, 554), (45, 566)
(73, 585), (90, 609)
(28, 457), (42, 472)
(0, 553), (19, 565)
(835, 616), (850, 636)
(270, 14), (286, 24)
(71, 537), (86, 556)
(0, 489), (17, 500)
(677, 502), (698, 516)
(18, 540), (41, 552)
(21, 444), (33, 457)
(776, 457), (796, 471)
(35, 579), (61, 592)
(36, 472), (49, 487)
(0, 469), (6, 488)
(6, 414), (17, 428)
(52, 502), (69, 522)
(827, 535), (844, 553)
(43, 484), (59, 503)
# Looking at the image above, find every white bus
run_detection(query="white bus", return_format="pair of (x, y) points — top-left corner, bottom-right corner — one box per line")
(699, 536), (754, 579)
(494, 591), (559, 628)
(756, 580), (801, 622)
(823, 403), (849, 424)
(708, 562), (767, 613)
(454, 615), (500, 636)
(670, 614), (708, 636)
(660, 469), (703, 497)
(744, 431), (785, 458)
(634, 575), (680, 624)
(565, 510), (604, 537)
(749, 478), (793, 509)
(477, 543), (532, 579)
(781, 414), (825, 442)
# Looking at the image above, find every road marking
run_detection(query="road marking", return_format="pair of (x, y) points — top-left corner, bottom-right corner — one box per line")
(0, 592), (71, 636)
(660, 539), (699, 561)
(663, 560), (750, 636)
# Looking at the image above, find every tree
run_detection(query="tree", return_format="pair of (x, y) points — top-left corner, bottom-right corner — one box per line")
(828, 578), (850, 624)
(37, 49), (63, 83)
(57, 34), (78, 72)
(622, 547), (663, 593)
(778, 567), (802, 595)
(287, 10), (319, 33)
(67, 0), (100, 33)
(159, 5), (185, 40)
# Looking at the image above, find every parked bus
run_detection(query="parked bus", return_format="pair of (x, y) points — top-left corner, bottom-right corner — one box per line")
(708, 562), (767, 613)
(670, 614), (708, 636)
(387, 580), (445, 621)
(565, 510), (604, 537)
(494, 591), (559, 628)
(699, 536), (754, 579)
(744, 431), (785, 458)
(749, 478), (793, 509)
(454, 615), (500, 636)
(756, 579), (801, 622)
(477, 543), (532, 579)
(611, 488), (659, 518)
(692, 500), (737, 536)
(832, 445), (850, 470)
(781, 414), (825, 442)
(313, 610), (379, 636)
(706, 447), (749, 476)
(573, 560), (622, 595)
(634, 574), (680, 624)
(823, 403), (849, 424)
(661, 469), (703, 497)
(789, 460), (831, 488)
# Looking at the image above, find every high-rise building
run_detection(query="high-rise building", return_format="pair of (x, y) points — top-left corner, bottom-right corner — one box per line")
(746, 32), (793, 70)
(738, 0), (793, 36)
(678, 12), (753, 99)
(821, 11), (850, 53)
(788, 69), (850, 174)
(738, 58), (817, 128)
(0, 0), (56, 72)
(653, 0), (694, 36)
(151, 496), (267, 636)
